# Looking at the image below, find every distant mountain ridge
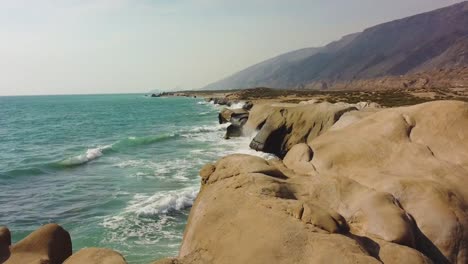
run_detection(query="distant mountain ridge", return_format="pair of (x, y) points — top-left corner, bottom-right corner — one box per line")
(203, 1), (468, 90)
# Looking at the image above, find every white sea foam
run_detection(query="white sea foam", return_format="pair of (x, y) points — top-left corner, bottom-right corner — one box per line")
(115, 157), (205, 183)
(58, 133), (177, 167)
(126, 187), (198, 216)
(101, 187), (198, 246)
(101, 213), (183, 246)
(186, 123), (229, 134)
(227, 101), (246, 109)
(59, 145), (112, 166)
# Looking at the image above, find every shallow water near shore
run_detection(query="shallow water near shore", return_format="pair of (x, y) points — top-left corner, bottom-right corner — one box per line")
(0, 94), (266, 263)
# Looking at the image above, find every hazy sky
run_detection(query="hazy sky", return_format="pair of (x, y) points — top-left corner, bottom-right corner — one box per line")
(0, 0), (464, 95)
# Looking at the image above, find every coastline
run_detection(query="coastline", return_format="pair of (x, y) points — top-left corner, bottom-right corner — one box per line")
(154, 92), (468, 264)
(2, 92), (468, 264)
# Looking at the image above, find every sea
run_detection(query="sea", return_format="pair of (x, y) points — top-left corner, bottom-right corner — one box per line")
(0, 94), (268, 263)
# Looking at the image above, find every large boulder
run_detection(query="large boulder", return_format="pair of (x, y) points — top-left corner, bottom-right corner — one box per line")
(64, 248), (127, 264)
(249, 102), (357, 157)
(5, 224), (72, 264)
(219, 108), (250, 139)
(225, 124), (243, 139)
(0, 227), (11, 263)
(218, 108), (249, 124)
(169, 100), (468, 264)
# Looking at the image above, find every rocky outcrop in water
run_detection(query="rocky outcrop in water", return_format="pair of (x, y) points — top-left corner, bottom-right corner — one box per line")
(0, 224), (127, 264)
(219, 108), (250, 139)
(3, 224), (72, 264)
(165, 100), (468, 264)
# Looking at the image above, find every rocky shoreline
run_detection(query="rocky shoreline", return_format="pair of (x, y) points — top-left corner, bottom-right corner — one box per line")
(2, 96), (467, 264)
(155, 97), (467, 264)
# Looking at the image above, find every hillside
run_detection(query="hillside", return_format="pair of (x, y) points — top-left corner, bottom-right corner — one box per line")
(203, 1), (468, 90)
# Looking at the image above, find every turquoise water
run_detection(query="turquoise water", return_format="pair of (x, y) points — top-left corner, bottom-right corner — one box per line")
(0, 94), (258, 263)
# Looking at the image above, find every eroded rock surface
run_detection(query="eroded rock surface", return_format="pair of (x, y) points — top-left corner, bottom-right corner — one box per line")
(64, 248), (127, 264)
(1, 225), (128, 264)
(4, 224), (72, 264)
(246, 100), (380, 157)
(167, 100), (468, 264)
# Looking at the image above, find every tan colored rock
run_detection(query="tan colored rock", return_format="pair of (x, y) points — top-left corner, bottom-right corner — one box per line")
(152, 258), (179, 264)
(170, 100), (468, 264)
(0, 227), (11, 263)
(249, 101), (357, 157)
(282, 143), (316, 175)
(178, 155), (380, 264)
(5, 223), (72, 264)
(64, 248), (127, 264)
(218, 108), (248, 124)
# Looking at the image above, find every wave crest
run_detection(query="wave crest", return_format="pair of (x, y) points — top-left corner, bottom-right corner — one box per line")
(57, 146), (110, 167)
(126, 187), (198, 216)
(56, 134), (178, 167)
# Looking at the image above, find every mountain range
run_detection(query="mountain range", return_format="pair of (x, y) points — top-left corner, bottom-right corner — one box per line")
(203, 1), (468, 90)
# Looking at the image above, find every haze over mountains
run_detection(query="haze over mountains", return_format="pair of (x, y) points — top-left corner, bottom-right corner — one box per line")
(203, 1), (468, 90)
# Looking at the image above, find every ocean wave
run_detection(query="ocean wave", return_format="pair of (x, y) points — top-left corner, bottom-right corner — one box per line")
(126, 187), (198, 216)
(55, 134), (178, 168)
(115, 158), (202, 182)
(100, 187), (198, 248)
(183, 124), (229, 134)
(0, 167), (48, 178)
(111, 134), (178, 151)
(57, 146), (111, 167)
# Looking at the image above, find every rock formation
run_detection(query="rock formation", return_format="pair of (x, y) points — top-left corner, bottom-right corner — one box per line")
(3, 224), (72, 264)
(248, 101), (381, 157)
(0, 227), (11, 263)
(64, 248), (127, 264)
(219, 108), (250, 139)
(165, 100), (468, 264)
(1, 224), (128, 264)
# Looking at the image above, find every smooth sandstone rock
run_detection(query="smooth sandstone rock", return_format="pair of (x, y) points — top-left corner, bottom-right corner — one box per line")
(171, 100), (467, 264)
(249, 102), (358, 157)
(5, 223), (72, 264)
(64, 248), (127, 264)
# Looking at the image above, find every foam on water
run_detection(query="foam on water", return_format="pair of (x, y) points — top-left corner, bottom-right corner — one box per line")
(56, 134), (179, 167)
(58, 145), (112, 166)
(126, 187), (198, 216)
(227, 101), (246, 109)
(100, 187), (198, 261)
(183, 123), (229, 134)
(115, 157), (206, 182)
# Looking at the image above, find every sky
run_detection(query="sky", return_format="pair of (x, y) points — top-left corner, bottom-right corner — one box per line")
(0, 0), (464, 96)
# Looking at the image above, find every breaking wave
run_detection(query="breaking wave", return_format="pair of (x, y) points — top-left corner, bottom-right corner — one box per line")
(126, 187), (198, 216)
(55, 134), (178, 167)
